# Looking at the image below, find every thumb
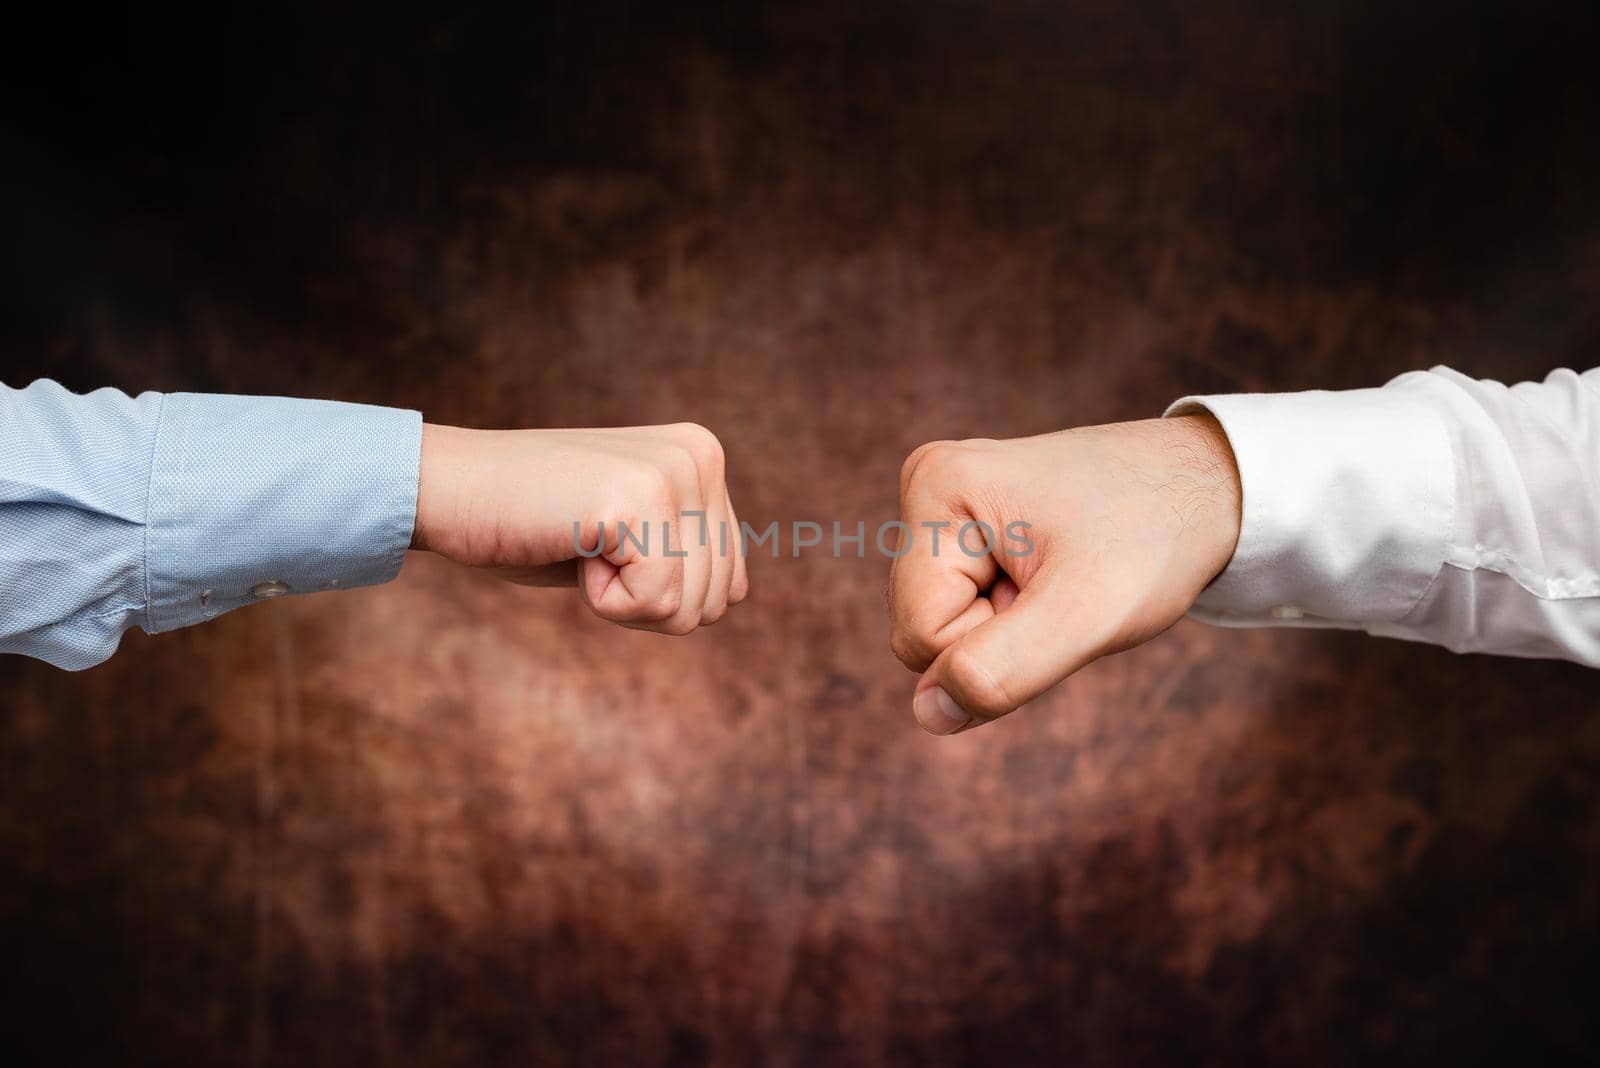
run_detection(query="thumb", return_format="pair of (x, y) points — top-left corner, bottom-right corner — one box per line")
(911, 573), (1107, 735)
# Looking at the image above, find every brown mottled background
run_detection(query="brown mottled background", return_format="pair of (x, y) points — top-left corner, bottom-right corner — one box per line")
(3, 2), (1600, 1064)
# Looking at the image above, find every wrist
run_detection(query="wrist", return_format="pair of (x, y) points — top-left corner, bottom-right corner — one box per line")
(412, 423), (474, 554)
(1161, 413), (1243, 585)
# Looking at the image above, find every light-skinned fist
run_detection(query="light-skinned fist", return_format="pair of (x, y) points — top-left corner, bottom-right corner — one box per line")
(412, 422), (748, 634)
(889, 415), (1242, 734)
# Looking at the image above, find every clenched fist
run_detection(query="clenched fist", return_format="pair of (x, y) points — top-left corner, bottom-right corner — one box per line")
(412, 422), (748, 633)
(889, 415), (1242, 734)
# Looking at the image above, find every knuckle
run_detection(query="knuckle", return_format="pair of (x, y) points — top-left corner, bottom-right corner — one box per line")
(663, 613), (700, 636)
(903, 439), (969, 490)
(659, 442), (699, 483)
(932, 440), (984, 479)
(901, 440), (948, 486)
(671, 422), (724, 470)
(943, 646), (1015, 720)
(651, 586), (684, 622)
(888, 624), (934, 671)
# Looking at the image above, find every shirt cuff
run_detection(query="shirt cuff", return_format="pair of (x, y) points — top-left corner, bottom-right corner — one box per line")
(1164, 382), (1456, 627)
(144, 393), (422, 634)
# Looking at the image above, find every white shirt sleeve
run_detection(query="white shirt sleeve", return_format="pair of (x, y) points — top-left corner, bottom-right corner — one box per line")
(1167, 366), (1600, 667)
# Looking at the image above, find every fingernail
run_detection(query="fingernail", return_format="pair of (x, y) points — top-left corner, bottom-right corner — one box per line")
(914, 687), (971, 736)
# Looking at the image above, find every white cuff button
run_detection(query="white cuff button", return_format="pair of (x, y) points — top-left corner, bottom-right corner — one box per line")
(252, 580), (290, 599)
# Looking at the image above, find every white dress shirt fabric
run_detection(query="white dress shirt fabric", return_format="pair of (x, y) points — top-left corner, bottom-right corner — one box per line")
(1168, 366), (1600, 667)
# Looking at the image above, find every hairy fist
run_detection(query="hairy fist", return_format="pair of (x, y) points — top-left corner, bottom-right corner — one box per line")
(412, 422), (748, 634)
(889, 415), (1241, 734)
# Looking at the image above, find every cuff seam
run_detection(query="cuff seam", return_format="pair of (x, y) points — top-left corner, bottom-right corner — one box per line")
(141, 391), (170, 635)
(1400, 400), (1455, 620)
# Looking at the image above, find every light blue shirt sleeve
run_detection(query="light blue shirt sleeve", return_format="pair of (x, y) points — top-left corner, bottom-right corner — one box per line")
(1, 379), (422, 670)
